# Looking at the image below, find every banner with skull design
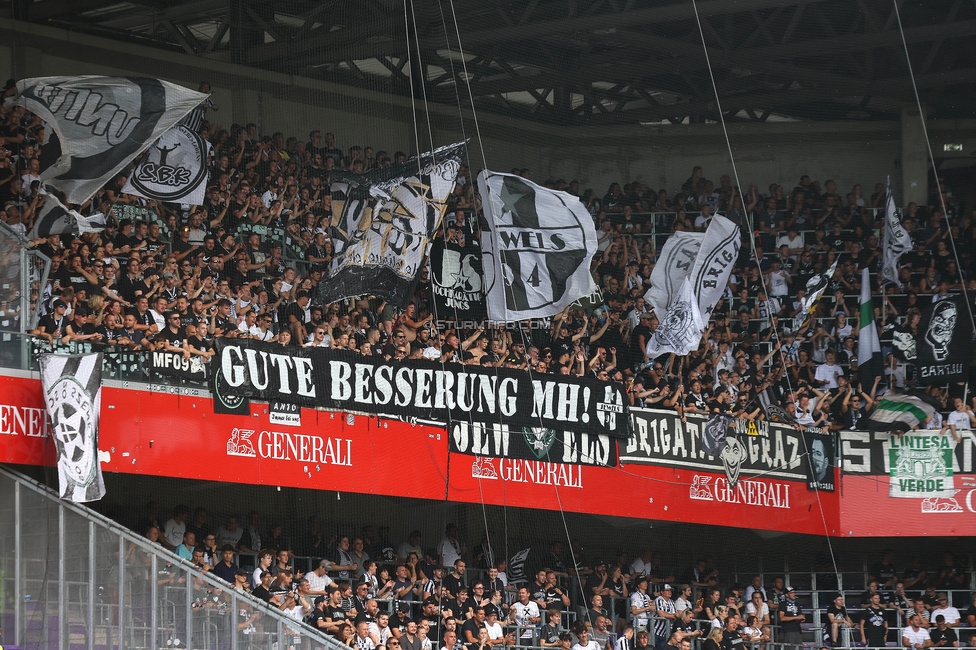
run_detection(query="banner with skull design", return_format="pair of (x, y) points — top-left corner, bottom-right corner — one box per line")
(315, 141), (466, 308)
(916, 295), (972, 384)
(39, 353), (105, 502)
(448, 421), (617, 467)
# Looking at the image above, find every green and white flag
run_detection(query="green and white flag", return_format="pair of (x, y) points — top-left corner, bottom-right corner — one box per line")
(864, 391), (937, 432)
(857, 268), (884, 388)
(889, 431), (955, 498)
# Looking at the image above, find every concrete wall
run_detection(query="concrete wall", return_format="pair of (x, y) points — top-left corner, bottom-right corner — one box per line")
(0, 19), (973, 203)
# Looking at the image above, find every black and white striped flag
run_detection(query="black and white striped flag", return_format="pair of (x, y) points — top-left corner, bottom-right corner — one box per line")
(39, 353), (105, 502)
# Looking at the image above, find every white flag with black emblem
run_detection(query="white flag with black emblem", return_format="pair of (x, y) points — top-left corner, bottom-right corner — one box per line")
(646, 276), (704, 359)
(881, 175), (912, 287)
(8, 76), (207, 204)
(690, 215), (740, 318)
(39, 353), (105, 503)
(644, 231), (702, 316)
(29, 187), (106, 239)
(122, 124), (211, 205)
(479, 170), (599, 321)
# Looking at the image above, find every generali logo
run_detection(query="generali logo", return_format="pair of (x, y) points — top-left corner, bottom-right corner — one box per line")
(471, 456), (582, 488)
(689, 474), (791, 509)
(226, 428), (352, 465)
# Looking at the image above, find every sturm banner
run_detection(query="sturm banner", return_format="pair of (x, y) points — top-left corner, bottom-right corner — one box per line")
(449, 421), (617, 467)
(623, 407), (809, 484)
(212, 339), (628, 438)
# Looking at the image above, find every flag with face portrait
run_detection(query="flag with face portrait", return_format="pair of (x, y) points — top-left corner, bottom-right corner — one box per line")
(315, 142), (465, 307)
(122, 124), (211, 205)
(916, 295), (972, 384)
(804, 429), (835, 492)
(8, 76), (207, 204)
(39, 353), (105, 502)
(479, 170), (599, 321)
(881, 175), (912, 287)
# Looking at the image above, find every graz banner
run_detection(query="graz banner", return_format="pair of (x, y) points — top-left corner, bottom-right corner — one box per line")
(212, 339), (628, 438)
(150, 350), (209, 380)
(804, 428), (836, 492)
(622, 407), (808, 484)
(449, 421), (617, 467)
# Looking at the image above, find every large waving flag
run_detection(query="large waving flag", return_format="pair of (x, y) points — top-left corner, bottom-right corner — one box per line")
(479, 170), (599, 321)
(8, 76), (207, 204)
(122, 124), (212, 205)
(29, 187), (106, 239)
(316, 142), (465, 307)
(646, 276), (704, 359)
(864, 391), (939, 433)
(645, 231), (701, 316)
(880, 175), (912, 287)
(857, 268), (884, 389)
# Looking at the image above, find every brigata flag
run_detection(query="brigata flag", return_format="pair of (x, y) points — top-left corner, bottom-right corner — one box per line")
(793, 256), (839, 332)
(863, 391), (939, 433)
(316, 142), (465, 307)
(916, 295), (972, 384)
(479, 170), (598, 321)
(881, 175), (912, 287)
(122, 124), (211, 205)
(643, 215), (739, 319)
(645, 231), (701, 317)
(38, 353), (106, 502)
(29, 187), (106, 239)
(8, 76), (207, 204)
(646, 276), (704, 359)
(857, 268), (884, 389)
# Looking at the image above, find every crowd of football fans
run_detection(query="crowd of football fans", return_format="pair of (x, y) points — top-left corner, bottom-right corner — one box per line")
(133, 503), (976, 648)
(2, 81), (976, 431)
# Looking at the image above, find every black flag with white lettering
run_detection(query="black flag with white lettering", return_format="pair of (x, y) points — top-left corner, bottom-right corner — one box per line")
(429, 230), (486, 323)
(916, 295), (972, 384)
(9, 76), (207, 204)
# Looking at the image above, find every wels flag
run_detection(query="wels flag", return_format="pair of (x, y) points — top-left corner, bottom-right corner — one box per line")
(122, 124), (211, 205)
(316, 142), (465, 307)
(881, 175), (912, 287)
(29, 187), (106, 239)
(646, 276), (704, 359)
(8, 76), (207, 205)
(857, 268), (884, 389)
(479, 170), (598, 321)
(39, 353), (106, 502)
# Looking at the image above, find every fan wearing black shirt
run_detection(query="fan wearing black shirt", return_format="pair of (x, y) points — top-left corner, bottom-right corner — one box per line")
(860, 593), (888, 648)
(930, 616), (958, 648)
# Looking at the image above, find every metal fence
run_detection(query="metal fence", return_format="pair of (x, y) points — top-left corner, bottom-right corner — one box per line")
(0, 466), (347, 650)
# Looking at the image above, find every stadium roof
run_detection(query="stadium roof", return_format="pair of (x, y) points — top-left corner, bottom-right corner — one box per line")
(6, 0), (976, 126)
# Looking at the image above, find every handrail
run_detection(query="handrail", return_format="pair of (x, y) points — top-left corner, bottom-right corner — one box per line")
(0, 464), (347, 650)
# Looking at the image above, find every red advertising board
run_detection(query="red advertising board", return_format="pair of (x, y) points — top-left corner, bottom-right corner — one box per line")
(0, 373), (969, 537)
(446, 452), (841, 536)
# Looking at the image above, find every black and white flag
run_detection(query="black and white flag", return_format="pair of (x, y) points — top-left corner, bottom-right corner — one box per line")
(881, 175), (912, 287)
(29, 187), (106, 239)
(122, 124), (211, 205)
(803, 428), (835, 492)
(645, 231), (701, 316)
(39, 353), (105, 502)
(429, 230), (486, 322)
(646, 276), (704, 358)
(916, 295), (972, 384)
(315, 142), (465, 307)
(690, 215), (740, 318)
(792, 257), (839, 332)
(479, 170), (599, 321)
(8, 76), (207, 204)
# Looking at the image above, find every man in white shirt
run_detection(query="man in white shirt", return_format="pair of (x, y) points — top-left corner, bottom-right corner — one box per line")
(903, 614), (933, 649)
(510, 587), (541, 641)
(162, 506), (189, 550)
(814, 350), (844, 390)
(437, 523), (465, 569)
(307, 559), (335, 596)
(946, 398), (976, 431)
(630, 576), (653, 629)
(931, 594), (961, 627)
(571, 627), (602, 650)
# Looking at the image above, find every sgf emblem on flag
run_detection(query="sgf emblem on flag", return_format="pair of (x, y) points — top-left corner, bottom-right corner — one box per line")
(479, 170), (598, 321)
(123, 124), (211, 204)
